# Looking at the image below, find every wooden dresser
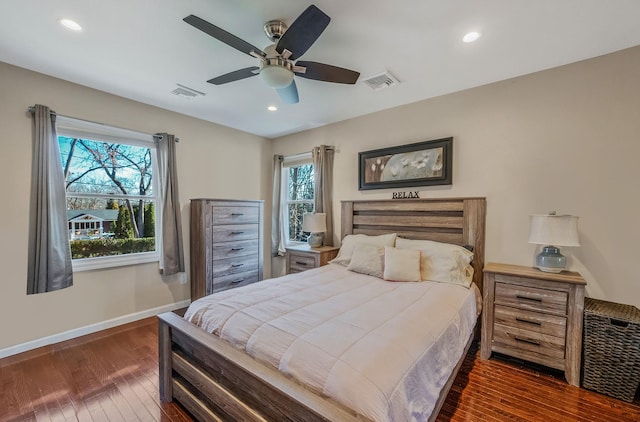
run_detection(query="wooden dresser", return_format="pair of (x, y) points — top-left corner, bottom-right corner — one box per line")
(481, 262), (586, 386)
(285, 244), (339, 274)
(190, 199), (264, 301)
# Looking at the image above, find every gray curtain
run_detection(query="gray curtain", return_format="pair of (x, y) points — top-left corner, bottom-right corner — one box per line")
(27, 104), (73, 294)
(156, 133), (185, 275)
(271, 155), (286, 256)
(312, 145), (334, 246)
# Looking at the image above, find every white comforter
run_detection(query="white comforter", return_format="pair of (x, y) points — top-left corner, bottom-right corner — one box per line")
(184, 264), (479, 422)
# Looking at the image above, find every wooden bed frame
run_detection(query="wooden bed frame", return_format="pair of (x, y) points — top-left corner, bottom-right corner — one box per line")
(158, 197), (486, 421)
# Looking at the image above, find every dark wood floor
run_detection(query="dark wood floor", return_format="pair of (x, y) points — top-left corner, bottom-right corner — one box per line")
(1, 317), (638, 422)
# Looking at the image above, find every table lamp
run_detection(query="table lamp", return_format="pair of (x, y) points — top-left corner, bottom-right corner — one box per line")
(528, 212), (580, 273)
(302, 212), (326, 248)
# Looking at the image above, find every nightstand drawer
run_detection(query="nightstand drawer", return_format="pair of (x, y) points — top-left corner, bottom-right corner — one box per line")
(288, 254), (316, 272)
(494, 305), (567, 337)
(493, 323), (566, 370)
(495, 280), (568, 316)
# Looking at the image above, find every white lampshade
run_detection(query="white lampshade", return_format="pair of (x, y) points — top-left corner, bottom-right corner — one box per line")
(302, 213), (326, 233)
(260, 65), (294, 88)
(528, 214), (580, 247)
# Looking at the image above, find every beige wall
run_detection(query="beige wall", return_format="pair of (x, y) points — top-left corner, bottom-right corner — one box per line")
(0, 62), (269, 351)
(2, 44), (639, 353)
(271, 46), (640, 308)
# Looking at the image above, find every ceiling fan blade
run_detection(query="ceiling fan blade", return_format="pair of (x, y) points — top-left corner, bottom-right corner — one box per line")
(276, 80), (299, 104)
(207, 67), (260, 85)
(276, 5), (330, 60)
(295, 61), (360, 84)
(184, 15), (265, 58)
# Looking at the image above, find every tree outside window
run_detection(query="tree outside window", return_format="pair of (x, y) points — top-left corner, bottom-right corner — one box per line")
(58, 135), (158, 260)
(285, 163), (314, 243)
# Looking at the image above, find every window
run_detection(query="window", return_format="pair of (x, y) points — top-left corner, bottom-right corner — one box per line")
(56, 116), (159, 271)
(282, 157), (315, 244)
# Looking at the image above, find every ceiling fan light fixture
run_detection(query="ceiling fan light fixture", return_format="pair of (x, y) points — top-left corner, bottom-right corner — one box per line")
(261, 64), (294, 89)
(463, 31), (481, 43)
(59, 18), (82, 32)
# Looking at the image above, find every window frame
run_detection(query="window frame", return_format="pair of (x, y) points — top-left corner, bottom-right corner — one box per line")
(56, 116), (161, 272)
(281, 153), (315, 247)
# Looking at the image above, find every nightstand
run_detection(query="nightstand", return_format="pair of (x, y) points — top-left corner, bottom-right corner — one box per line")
(480, 263), (586, 386)
(285, 244), (339, 274)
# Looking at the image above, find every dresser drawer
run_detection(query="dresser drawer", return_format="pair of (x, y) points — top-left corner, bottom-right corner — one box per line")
(212, 206), (260, 225)
(495, 280), (568, 316)
(212, 224), (259, 242)
(288, 253), (317, 273)
(211, 239), (260, 260)
(211, 269), (260, 294)
(212, 256), (259, 278)
(494, 305), (567, 338)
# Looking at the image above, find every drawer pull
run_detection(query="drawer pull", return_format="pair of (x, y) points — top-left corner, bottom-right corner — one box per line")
(230, 247), (244, 251)
(231, 278), (245, 284)
(295, 261), (308, 266)
(516, 294), (543, 302)
(231, 213), (244, 216)
(514, 336), (541, 346)
(231, 231), (244, 235)
(231, 263), (244, 268)
(515, 317), (542, 326)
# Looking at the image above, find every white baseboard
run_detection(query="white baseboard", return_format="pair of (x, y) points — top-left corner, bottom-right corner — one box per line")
(0, 299), (191, 360)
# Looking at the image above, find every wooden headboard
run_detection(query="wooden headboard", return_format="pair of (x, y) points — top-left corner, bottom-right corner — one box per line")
(341, 197), (486, 291)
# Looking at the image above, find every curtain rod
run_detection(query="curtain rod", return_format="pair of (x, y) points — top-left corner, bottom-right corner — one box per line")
(284, 146), (335, 161)
(27, 106), (179, 142)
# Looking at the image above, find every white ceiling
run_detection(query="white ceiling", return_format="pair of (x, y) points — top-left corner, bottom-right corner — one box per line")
(2, 0), (640, 139)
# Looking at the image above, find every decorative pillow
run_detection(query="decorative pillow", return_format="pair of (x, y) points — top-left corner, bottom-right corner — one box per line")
(347, 243), (385, 278)
(383, 246), (421, 282)
(330, 233), (397, 267)
(395, 238), (474, 287)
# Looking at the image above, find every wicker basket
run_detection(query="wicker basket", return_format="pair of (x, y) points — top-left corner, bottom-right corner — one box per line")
(582, 297), (640, 402)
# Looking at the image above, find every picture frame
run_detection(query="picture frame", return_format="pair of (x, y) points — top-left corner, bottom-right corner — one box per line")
(358, 137), (453, 190)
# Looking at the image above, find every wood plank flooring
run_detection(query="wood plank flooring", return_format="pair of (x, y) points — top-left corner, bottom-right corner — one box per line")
(1, 317), (638, 421)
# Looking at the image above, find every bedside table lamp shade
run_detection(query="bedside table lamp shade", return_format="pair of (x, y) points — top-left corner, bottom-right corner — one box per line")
(528, 213), (580, 273)
(302, 213), (326, 248)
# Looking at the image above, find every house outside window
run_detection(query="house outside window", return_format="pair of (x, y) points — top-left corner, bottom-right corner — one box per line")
(282, 156), (314, 245)
(56, 116), (160, 271)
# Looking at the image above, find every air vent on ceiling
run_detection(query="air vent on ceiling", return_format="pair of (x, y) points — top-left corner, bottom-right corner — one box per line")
(170, 83), (206, 100)
(361, 71), (399, 91)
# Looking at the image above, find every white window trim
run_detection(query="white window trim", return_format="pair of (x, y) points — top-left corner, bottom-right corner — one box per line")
(282, 152), (314, 247)
(57, 116), (161, 271)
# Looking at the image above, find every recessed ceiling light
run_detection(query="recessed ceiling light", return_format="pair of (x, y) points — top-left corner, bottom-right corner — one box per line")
(267, 105), (278, 112)
(462, 31), (481, 43)
(59, 18), (82, 32)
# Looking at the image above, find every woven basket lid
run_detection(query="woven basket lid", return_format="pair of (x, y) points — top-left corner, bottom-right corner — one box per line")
(585, 297), (640, 324)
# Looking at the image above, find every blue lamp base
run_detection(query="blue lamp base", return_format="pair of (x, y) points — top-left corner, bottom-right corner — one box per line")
(307, 232), (324, 248)
(536, 246), (566, 273)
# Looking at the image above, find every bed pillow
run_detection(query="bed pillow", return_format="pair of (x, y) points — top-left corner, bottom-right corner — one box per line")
(383, 246), (421, 282)
(330, 233), (397, 267)
(395, 238), (474, 287)
(347, 243), (385, 278)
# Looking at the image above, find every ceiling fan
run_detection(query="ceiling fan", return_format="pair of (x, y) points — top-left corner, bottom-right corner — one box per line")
(183, 4), (360, 104)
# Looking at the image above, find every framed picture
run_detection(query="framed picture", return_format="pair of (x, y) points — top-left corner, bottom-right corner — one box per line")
(358, 137), (453, 190)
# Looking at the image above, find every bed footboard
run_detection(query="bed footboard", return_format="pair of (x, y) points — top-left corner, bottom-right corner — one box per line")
(158, 312), (370, 422)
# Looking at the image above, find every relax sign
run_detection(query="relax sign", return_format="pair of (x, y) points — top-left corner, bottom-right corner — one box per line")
(392, 191), (420, 199)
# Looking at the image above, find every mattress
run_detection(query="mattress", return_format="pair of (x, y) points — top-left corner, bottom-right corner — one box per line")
(184, 263), (479, 422)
